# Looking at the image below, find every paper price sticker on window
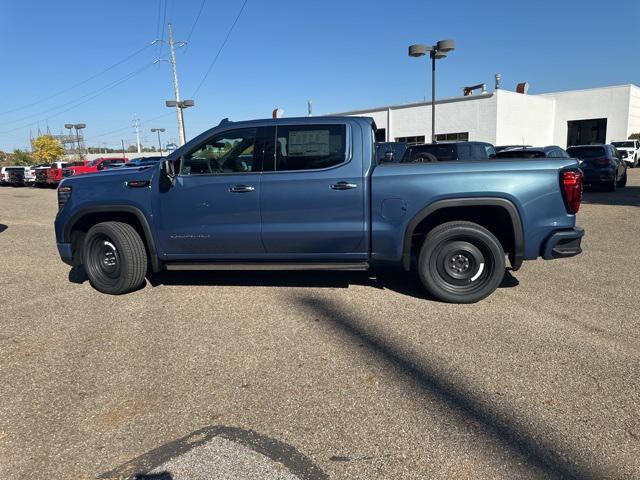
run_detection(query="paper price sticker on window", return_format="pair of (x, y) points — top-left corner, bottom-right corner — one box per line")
(288, 130), (330, 157)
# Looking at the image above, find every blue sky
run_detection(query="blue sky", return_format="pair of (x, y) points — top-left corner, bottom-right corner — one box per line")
(0, 0), (638, 150)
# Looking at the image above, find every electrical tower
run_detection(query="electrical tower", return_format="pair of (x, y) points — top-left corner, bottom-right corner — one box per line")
(133, 115), (142, 153)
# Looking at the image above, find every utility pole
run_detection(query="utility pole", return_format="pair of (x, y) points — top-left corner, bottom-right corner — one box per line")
(133, 115), (142, 153)
(155, 23), (194, 146)
(167, 23), (185, 145)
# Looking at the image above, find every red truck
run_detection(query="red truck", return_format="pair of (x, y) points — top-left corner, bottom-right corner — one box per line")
(62, 157), (128, 179)
(47, 161), (78, 187)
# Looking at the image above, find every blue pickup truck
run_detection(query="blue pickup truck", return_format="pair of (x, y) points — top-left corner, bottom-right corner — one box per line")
(54, 116), (584, 303)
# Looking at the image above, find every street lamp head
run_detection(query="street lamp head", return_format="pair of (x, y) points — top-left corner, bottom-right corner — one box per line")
(408, 44), (431, 57)
(159, 128), (166, 132)
(76, 123), (86, 130)
(433, 51), (447, 59)
(181, 99), (195, 108)
(64, 124), (73, 129)
(165, 100), (177, 107)
(436, 39), (455, 53)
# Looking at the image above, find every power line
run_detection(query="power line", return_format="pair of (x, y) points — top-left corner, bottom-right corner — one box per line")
(89, 112), (174, 141)
(0, 43), (154, 117)
(191, 0), (248, 97)
(185, 0), (207, 47)
(155, 0), (162, 45)
(158, 0), (168, 60)
(0, 62), (155, 127)
(0, 63), (155, 135)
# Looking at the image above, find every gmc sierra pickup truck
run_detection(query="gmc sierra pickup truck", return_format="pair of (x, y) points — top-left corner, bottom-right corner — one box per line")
(54, 116), (584, 303)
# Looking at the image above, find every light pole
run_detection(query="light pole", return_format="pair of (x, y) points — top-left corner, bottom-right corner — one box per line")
(151, 128), (166, 156)
(409, 40), (455, 143)
(165, 99), (194, 145)
(65, 123), (86, 158)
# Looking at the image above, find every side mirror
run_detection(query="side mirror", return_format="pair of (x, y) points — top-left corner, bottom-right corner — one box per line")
(160, 159), (176, 190)
(382, 151), (394, 163)
(162, 159), (176, 176)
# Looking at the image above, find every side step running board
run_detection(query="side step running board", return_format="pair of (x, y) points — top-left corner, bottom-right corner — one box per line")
(165, 262), (370, 271)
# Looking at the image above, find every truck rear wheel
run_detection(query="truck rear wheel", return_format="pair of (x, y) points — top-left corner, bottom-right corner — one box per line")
(83, 221), (147, 295)
(418, 221), (505, 303)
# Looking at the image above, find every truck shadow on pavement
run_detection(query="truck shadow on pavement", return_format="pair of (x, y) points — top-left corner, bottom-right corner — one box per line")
(293, 293), (604, 480)
(148, 268), (518, 301)
(582, 185), (640, 207)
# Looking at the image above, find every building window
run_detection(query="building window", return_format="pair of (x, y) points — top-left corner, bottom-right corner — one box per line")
(435, 132), (469, 142)
(395, 135), (425, 144)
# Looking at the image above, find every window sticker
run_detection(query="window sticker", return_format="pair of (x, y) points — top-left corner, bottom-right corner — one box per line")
(288, 130), (330, 157)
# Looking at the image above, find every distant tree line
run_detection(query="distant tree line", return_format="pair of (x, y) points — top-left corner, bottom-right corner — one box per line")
(86, 145), (161, 154)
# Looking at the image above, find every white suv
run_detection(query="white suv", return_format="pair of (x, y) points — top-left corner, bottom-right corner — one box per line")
(612, 140), (639, 168)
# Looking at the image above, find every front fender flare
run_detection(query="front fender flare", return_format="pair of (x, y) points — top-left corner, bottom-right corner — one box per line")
(63, 204), (161, 272)
(401, 197), (524, 271)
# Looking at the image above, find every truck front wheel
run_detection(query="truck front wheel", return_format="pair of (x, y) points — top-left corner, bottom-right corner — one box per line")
(418, 221), (505, 303)
(83, 221), (148, 294)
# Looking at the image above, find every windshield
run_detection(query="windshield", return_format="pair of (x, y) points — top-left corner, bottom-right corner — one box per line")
(566, 146), (605, 158)
(611, 141), (634, 148)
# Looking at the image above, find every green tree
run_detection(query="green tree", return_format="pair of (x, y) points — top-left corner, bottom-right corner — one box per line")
(32, 135), (64, 164)
(11, 149), (34, 166)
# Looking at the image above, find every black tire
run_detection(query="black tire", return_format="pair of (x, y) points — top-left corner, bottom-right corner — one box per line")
(417, 221), (506, 303)
(617, 169), (627, 188)
(82, 221), (147, 294)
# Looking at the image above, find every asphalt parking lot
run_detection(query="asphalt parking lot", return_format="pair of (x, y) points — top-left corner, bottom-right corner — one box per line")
(0, 171), (639, 480)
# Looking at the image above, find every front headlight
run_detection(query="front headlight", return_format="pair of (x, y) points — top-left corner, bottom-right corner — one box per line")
(57, 185), (72, 210)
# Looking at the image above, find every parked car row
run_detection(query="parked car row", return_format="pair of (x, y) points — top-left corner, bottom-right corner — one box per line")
(1, 156), (163, 188)
(375, 139), (630, 192)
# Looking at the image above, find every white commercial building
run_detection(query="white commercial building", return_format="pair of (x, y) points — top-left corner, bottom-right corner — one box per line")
(334, 84), (640, 148)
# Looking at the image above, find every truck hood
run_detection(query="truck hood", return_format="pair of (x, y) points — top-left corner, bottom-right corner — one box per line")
(60, 164), (157, 186)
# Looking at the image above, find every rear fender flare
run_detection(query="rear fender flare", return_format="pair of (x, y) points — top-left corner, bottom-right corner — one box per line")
(401, 197), (524, 271)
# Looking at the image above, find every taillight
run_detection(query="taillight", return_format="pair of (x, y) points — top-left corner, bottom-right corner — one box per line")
(561, 170), (582, 214)
(57, 185), (72, 210)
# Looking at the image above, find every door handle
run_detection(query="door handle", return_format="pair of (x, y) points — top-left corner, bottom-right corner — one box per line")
(229, 184), (255, 193)
(330, 181), (358, 190)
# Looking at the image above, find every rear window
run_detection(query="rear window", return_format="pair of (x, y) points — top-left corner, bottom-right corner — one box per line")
(403, 144), (457, 162)
(495, 150), (546, 159)
(566, 146), (605, 158)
